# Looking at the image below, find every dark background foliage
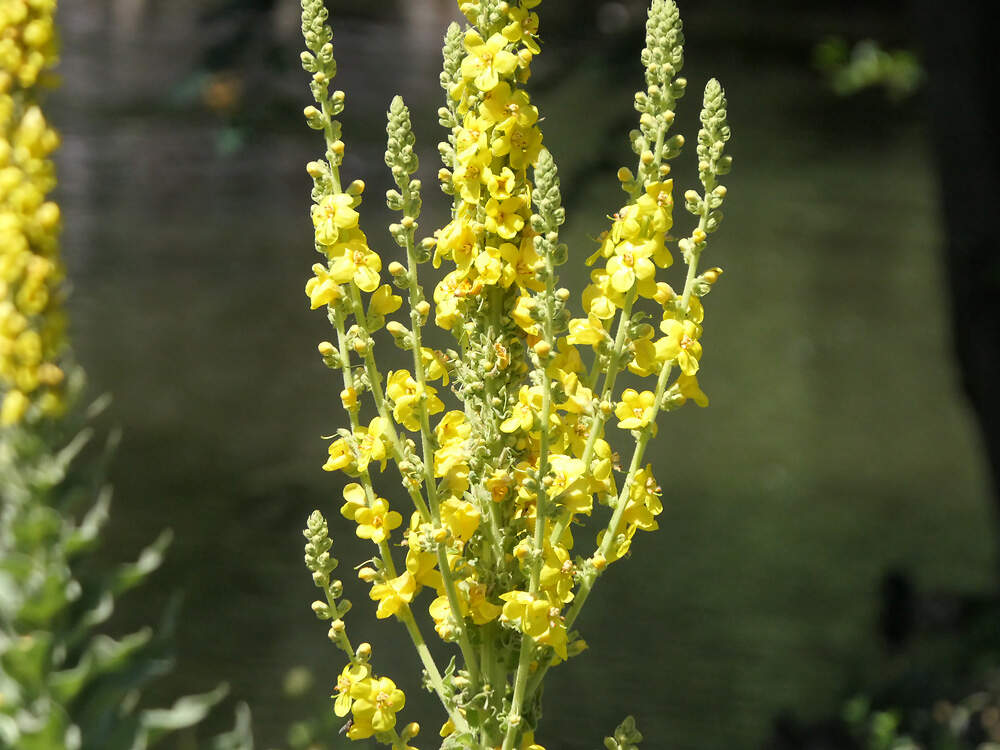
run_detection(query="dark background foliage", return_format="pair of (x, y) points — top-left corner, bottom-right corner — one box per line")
(50, 0), (1000, 747)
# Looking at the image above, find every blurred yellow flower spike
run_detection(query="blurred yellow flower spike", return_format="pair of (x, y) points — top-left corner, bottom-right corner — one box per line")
(0, 0), (67, 426)
(298, 0), (732, 747)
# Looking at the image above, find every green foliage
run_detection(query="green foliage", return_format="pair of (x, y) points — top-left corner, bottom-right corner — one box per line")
(814, 37), (924, 101)
(604, 716), (643, 750)
(0, 387), (251, 750)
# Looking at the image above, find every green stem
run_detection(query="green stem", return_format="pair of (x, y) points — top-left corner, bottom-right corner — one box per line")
(549, 286), (636, 547)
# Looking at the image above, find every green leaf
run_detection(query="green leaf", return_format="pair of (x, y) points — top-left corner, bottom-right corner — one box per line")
(0, 630), (53, 691)
(64, 489), (112, 558)
(210, 702), (254, 750)
(137, 684), (229, 746)
(108, 530), (172, 596)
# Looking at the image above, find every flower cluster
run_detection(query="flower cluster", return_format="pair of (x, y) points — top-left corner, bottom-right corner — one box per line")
(298, 1), (732, 748)
(0, 0), (66, 425)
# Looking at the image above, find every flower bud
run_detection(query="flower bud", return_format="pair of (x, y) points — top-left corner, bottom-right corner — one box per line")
(356, 642), (372, 660)
(401, 722), (420, 741)
(702, 267), (723, 284)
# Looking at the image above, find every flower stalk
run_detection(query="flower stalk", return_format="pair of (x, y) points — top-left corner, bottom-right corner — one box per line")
(297, 1), (732, 747)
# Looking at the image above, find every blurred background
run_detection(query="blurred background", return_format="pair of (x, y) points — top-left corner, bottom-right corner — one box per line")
(49, 0), (1000, 747)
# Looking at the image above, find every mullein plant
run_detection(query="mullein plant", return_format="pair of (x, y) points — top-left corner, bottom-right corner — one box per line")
(0, 3), (252, 747)
(299, 0), (731, 748)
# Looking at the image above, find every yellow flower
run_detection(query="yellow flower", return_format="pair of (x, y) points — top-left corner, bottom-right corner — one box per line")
(621, 464), (663, 531)
(485, 165), (517, 199)
(479, 82), (538, 131)
(429, 593), (467, 640)
(581, 268), (626, 319)
(406, 546), (442, 593)
(304, 263), (342, 309)
(369, 283), (402, 318)
(566, 313), (608, 347)
(658, 318), (703, 376)
(441, 497), (480, 542)
(433, 217), (477, 270)
(323, 437), (354, 473)
(355, 497), (402, 544)
(386, 369), (445, 431)
(539, 543), (575, 604)
(492, 120), (543, 171)
(500, 384), (542, 433)
(499, 590), (568, 659)
(453, 147), (490, 205)
(606, 239), (656, 294)
(461, 31), (518, 92)
(340, 482), (367, 521)
(598, 523), (637, 564)
(329, 242), (381, 292)
(674, 372), (709, 407)
(348, 676), (406, 738)
(421, 348), (450, 385)
(355, 416), (389, 472)
(433, 270), (471, 330)
(1, 388), (29, 425)
(548, 454), (592, 517)
(311, 193), (359, 246)
(369, 571), (416, 618)
(484, 195), (526, 240)
(511, 294), (540, 336)
(467, 581), (502, 624)
(615, 388), (657, 431)
(486, 469), (513, 503)
(502, 5), (541, 54)
(332, 662), (370, 718)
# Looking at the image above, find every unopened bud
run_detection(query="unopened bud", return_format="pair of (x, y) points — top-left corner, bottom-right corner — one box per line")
(592, 553), (607, 571)
(415, 300), (430, 318)
(702, 267), (723, 284)
(318, 341), (335, 356)
(617, 167), (634, 183)
(347, 179), (365, 195)
(386, 321), (409, 338)
(533, 340), (551, 358)
(356, 642), (372, 660)
(358, 567), (378, 583)
(401, 722), (420, 741)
